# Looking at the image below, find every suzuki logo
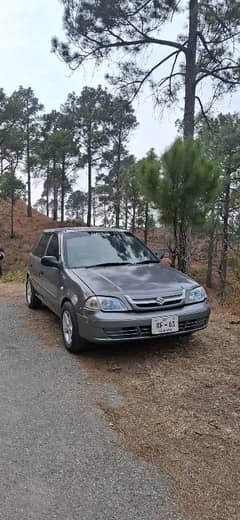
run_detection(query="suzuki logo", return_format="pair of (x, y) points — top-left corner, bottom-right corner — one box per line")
(156, 297), (165, 306)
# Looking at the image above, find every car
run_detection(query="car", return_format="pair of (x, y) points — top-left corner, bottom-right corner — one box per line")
(26, 227), (211, 353)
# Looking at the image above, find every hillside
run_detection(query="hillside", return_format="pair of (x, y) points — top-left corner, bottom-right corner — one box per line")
(0, 199), (56, 273)
(0, 200), (168, 274)
(0, 199), (238, 299)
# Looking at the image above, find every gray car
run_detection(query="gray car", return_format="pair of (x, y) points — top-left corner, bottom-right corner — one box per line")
(26, 227), (210, 353)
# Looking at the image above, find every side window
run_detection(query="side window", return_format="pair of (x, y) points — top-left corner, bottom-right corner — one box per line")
(46, 234), (59, 259)
(33, 233), (51, 258)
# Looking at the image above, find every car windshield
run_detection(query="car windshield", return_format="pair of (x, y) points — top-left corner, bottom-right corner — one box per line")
(63, 231), (158, 269)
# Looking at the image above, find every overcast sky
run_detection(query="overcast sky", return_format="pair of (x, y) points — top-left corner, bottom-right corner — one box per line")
(0, 1), (239, 202)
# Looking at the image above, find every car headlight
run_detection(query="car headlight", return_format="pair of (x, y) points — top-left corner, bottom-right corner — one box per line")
(186, 286), (207, 304)
(84, 296), (127, 312)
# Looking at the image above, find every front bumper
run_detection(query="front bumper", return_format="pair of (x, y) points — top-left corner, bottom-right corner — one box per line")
(76, 300), (211, 343)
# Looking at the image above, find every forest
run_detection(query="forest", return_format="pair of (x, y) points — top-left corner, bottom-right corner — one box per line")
(0, 0), (240, 296)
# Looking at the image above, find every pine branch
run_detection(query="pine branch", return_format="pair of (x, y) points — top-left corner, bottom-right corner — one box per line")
(197, 31), (221, 64)
(195, 96), (211, 129)
(59, 34), (186, 68)
(196, 66), (240, 85)
(128, 49), (183, 100)
(127, 0), (153, 18)
(169, 49), (182, 96)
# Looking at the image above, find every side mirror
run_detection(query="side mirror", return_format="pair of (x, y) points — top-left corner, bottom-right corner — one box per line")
(155, 250), (165, 261)
(41, 256), (60, 269)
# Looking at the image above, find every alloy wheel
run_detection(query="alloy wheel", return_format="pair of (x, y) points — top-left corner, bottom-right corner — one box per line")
(62, 310), (73, 346)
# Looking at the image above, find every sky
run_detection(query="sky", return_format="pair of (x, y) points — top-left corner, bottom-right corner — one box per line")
(0, 1), (239, 203)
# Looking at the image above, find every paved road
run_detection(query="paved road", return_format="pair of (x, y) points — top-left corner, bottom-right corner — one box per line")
(0, 298), (185, 520)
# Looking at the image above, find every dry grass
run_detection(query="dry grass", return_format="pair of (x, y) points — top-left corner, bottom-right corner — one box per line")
(0, 199), (56, 274)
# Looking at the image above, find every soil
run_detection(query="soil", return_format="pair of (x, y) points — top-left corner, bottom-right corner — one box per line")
(0, 281), (25, 298)
(0, 199), (56, 273)
(80, 312), (240, 520)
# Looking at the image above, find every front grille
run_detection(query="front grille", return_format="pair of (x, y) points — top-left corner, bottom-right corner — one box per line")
(103, 318), (208, 340)
(129, 292), (184, 311)
(103, 327), (139, 339)
(179, 318), (208, 332)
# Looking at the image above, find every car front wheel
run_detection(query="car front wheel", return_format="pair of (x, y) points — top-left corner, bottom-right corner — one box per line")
(61, 302), (88, 354)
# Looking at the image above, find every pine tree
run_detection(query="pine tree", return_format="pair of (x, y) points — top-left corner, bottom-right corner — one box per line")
(139, 142), (219, 272)
(63, 86), (110, 225)
(198, 114), (240, 293)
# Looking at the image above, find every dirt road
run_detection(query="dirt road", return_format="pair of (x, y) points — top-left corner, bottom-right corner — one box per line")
(0, 285), (184, 520)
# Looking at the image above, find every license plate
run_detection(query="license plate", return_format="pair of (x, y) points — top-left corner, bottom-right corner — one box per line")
(152, 315), (179, 335)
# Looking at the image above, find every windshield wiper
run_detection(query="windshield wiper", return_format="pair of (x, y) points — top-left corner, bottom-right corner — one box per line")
(86, 262), (133, 268)
(134, 260), (159, 265)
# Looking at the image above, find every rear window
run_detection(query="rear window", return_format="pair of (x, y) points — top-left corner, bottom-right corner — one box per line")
(32, 233), (51, 258)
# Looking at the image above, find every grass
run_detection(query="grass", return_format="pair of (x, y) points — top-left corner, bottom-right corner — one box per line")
(0, 271), (25, 283)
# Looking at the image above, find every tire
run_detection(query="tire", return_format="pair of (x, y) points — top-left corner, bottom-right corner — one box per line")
(61, 302), (88, 354)
(26, 278), (41, 309)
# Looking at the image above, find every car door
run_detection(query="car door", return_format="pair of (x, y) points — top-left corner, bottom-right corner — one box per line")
(41, 233), (62, 315)
(29, 232), (52, 298)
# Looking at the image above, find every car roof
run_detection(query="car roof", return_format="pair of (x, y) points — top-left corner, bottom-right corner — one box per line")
(42, 227), (128, 234)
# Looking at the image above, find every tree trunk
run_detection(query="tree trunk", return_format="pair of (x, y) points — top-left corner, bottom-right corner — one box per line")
(87, 156), (92, 226)
(115, 125), (122, 228)
(53, 186), (58, 221)
(53, 159), (58, 221)
(46, 161), (50, 217)
(206, 229), (215, 289)
(144, 202), (149, 245)
(178, 220), (191, 274)
(61, 156), (65, 224)
(206, 213), (216, 288)
(93, 191), (96, 226)
(183, 0), (198, 139)
(81, 207), (85, 223)
(124, 198), (128, 229)
(104, 207), (107, 227)
(26, 115), (32, 217)
(219, 173), (230, 296)
(87, 136), (92, 227)
(132, 203), (136, 233)
(178, 0), (198, 273)
(10, 173), (14, 239)
(9, 164), (15, 238)
(170, 210), (178, 268)
(10, 196), (14, 239)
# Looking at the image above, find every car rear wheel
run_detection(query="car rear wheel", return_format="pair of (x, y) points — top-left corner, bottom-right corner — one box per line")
(26, 278), (41, 309)
(61, 302), (88, 354)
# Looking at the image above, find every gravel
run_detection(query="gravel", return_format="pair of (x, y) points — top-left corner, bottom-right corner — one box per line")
(0, 299), (185, 520)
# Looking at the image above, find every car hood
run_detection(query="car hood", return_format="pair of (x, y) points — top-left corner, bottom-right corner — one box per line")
(72, 263), (197, 298)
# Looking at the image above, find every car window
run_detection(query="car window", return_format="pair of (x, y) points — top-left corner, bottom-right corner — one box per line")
(32, 233), (51, 258)
(63, 231), (157, 269)
(46, 234), (59, 259)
